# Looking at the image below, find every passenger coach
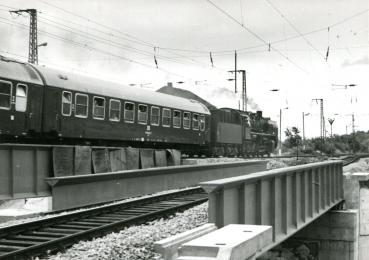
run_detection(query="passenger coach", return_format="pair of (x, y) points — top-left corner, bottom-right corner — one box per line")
(0, 56), (211, 154)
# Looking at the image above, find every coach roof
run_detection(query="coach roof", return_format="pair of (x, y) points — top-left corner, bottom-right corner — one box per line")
(0, 56), (43, 85)
(36, 65), (210, 115)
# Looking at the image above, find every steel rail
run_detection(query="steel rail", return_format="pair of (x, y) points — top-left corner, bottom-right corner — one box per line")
(0, 187), (208, 259)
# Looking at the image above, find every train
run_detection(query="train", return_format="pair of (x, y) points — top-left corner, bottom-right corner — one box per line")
(0, 55), (278, 157)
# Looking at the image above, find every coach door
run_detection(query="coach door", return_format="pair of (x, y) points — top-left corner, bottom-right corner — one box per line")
(12, 83), (29, 135)
(0, 80), (13, 134)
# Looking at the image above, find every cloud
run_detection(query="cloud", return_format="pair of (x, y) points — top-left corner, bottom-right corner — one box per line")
(341, 56), (369, 67)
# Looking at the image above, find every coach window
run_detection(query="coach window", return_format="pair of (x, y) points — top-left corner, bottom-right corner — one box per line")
(124, 102), (135, 123)
(62, 91), (72, 116)
(162, 108), (171, 127)
(0, 80), (11, 110)
(75, 94), (88, 118)
(183, 112), (191, 129)
(109, 99), (121, 121)
(192, 113), (199, 130)
(200, 115), (205, 131)
(93, 96), (105, 120)
(138, 104), (148, 124)
(15, 84), (27, 112)
(173, 110), (181, 128)
(151, 106), (160, 126)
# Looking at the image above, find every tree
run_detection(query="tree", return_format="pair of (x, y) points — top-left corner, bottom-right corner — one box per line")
(284, 127), (302, 159)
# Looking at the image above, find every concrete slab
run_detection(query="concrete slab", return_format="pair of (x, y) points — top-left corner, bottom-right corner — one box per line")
(178, 224), (272, 260)
(0, 197), (51, 223)
(154, 223), (217, 260)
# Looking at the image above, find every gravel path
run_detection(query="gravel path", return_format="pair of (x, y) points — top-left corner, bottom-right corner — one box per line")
(46, 202), (208, 260)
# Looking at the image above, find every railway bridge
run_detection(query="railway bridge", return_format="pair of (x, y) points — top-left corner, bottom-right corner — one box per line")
(156, 160), (366, 260)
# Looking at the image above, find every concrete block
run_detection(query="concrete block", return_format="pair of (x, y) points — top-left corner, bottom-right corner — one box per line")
(316, 241), (355, 260)
(155, 150), (167, 167)
(140, 148), (155, 169)
(360, 186), (369, 235)
(328, 241), (350, 251)
(92, 148), (111, 173)
(74, 146), (92, 175)
(178, 224), (272, 260)
(109, 148), (127, 171)
(326, 248), (350, 260)
(330, 227), (357, 241)
(154, 223), (217, 260)
(318, 249), (330, 260)
(330, 210), (358, 228)
(343, 172), (360, 209)
(53, 146), (74, 176)
(295, 210), (358, 242)
(359, 186), (369, 210)
(358, 236), (369, 260)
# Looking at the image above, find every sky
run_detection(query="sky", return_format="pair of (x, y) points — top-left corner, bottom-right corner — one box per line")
(0, 0), (368, 139)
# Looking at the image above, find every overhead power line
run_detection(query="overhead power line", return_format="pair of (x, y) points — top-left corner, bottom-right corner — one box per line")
(1, 1), (367, 71)
(41, 14), (227, 72)
(37, 0), (153, 48)
(37, 0), (228, 71)
(2, 2), (368, 56)
(34, 5), (227, 72)
(205, 0), (307, 73)
(135, 8), (369, 55)
(265, 0), (326, 60)
(0, 16), (194, 80)
(2, 1), (367, 61)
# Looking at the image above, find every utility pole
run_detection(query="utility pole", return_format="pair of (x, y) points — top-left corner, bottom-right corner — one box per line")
(302, 112), (310, 150)
(351, 113), (356, 153)
(234, 51), (237, 93)
(279, 108), (282, 156)
(302, 112), (305, 149)
(242, 70), (246, 111)
(10, 9), (38, 64)
(312, 98), (324, 153)
(229, 69), (247, 112)
(352, 114), (355, 134)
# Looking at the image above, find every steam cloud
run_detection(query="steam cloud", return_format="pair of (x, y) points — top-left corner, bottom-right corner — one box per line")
(247, 97), (261, 111)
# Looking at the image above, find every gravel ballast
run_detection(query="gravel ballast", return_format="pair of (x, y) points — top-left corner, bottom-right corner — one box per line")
(47, 202), (208, 260)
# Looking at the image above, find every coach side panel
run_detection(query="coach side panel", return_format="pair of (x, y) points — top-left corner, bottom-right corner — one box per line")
(0, 78), (43, 137)
(42, 86), (209, 146)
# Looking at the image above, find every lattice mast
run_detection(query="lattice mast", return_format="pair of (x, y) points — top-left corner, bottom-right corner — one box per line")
(10, 9), (38, 64)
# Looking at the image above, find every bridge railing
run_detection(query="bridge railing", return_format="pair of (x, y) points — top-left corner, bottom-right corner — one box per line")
(200, 161), (343, 246)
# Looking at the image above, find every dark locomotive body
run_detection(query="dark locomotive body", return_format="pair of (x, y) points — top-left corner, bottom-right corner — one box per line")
(0, 56), (277, 157)
(210, 108), (278, 157)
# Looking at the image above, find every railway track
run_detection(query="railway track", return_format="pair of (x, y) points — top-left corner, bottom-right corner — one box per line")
(341, 154), (369, 166)
(0, 187), (208, 260)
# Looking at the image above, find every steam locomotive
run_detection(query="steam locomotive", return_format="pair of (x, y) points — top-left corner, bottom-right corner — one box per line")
(0, 56), (277, 156)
